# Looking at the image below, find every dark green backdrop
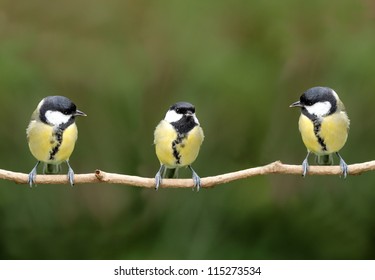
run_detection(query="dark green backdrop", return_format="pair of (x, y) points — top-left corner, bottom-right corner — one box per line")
(1, 0), (375, 259)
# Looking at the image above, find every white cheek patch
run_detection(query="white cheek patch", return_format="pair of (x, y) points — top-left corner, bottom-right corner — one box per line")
(45, 110), (71, 126)
(164, 110), (183, 123)
(305, 101), (331, 117)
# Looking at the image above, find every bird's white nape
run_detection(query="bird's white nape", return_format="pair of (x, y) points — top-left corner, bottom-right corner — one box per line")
(45, 110), (71, 126)
(305, 101), (332, 117)
(331, 89), (340, 101)
(164, 110), (183, 123)
(192, 114), (200, 125)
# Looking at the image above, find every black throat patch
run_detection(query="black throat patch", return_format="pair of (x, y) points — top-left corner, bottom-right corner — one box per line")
(171, 115), (197, 134)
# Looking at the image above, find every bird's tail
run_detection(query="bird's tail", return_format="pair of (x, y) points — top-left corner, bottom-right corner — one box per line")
(163, 168), (179, 179)
(316, 154), (334, 165)
(43, 163), (61, 174)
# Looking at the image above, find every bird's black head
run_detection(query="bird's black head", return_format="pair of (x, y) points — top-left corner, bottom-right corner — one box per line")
(170, 102), (196, 115)
(40, 96), (77, 116)
(39, 96), (86, 127)
(290, 86), (338, 117)
(300, 87), (337, 107)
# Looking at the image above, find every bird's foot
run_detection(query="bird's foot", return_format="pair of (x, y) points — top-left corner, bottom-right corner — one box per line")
(154, 165), (165, 190)
(28, 161), (40, 187)
(189, 166), (201, 192)
(337, 153), (348, 178)
(302, 158), (309, 177)
(66, 161), (75, 186)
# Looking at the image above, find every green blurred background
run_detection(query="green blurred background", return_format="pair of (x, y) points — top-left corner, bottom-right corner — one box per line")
(0, 0), (375, 259)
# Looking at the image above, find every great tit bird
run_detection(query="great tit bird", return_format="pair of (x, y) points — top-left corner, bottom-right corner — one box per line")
(154, 102), (204, 191)
(26, 96), (86, 187)
(290, 86), (350, 177)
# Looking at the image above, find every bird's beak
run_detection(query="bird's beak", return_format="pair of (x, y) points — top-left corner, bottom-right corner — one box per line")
(186, 111), (194, 117)
(289, 101), (303, 108)
(74, 110), (87, 117)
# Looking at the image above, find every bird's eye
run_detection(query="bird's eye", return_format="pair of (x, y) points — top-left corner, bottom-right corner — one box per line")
(176, 108), (181, 114)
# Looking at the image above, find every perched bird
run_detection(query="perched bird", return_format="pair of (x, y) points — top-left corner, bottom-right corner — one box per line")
(290, 86), (350, 177)
(26, 96), (86, 187)
(154, 102), (204, 191)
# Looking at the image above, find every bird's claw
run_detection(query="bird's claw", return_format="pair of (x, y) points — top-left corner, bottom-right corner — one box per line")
(66, 161), (75, 186)
(302, 158), (309, 177)
(189, 166), (201, 192)
(28, 161), (40, 187)
(337, 153), (348, 178)
(154, 165), (165, 190)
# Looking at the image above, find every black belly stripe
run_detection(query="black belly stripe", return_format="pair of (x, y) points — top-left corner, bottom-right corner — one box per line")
(313, 119), (327, 152)
(49, 128), (63, 160)
(46, 118), (75, 161)
(172, 133), (186, 165)
(302, 109), (328, 152)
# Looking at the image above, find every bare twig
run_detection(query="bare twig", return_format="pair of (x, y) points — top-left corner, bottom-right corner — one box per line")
(0, 160), (374, 188)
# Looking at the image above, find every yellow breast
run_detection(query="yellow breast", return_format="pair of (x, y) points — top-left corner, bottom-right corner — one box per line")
(319, 112), (349, 153)
(154, 120), (204, 168)
(298, 112), (349, 155)
(298, 114), (322, 154)
(27, 121), (78, 164)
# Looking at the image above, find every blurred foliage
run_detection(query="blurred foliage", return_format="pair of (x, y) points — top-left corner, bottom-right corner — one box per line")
(0, 0), (375, 259)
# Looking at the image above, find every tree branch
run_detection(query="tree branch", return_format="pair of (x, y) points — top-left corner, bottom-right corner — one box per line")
(0, 160), (374, 188)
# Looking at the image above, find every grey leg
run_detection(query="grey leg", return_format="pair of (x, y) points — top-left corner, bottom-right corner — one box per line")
(155, 165), (165, 190)
(66, 160), (75, 186)
(302, 152), (310, 177)
(189, 165), (201, 191)
(28, 161), (40, 187)
(336, 152), (348, 178)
